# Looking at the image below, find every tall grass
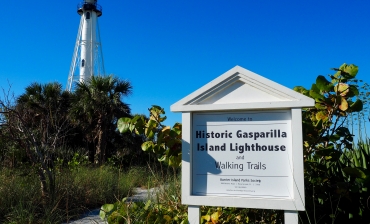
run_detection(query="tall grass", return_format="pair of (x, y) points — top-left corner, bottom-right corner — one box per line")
(0, 169), (41, 223)
(0, 166), (153, 224)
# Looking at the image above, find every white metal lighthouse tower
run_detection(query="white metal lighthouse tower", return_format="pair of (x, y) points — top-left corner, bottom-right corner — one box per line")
(67, 0), (105, 91)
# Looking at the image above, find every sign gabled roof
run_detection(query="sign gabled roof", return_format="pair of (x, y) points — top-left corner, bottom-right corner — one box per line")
(171, 65), (314, 112)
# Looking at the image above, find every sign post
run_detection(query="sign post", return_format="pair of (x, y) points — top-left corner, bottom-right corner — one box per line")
(171, 66), (314, 224)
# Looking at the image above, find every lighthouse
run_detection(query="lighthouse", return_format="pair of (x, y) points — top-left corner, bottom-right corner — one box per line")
(67, 0), (105, 91)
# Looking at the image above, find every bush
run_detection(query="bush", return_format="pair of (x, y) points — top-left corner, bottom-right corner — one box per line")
(0, 166), (136, 223)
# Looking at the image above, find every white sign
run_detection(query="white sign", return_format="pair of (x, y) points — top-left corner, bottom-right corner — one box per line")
(171, 66), (314, 221)
(191, 110), (293, 199)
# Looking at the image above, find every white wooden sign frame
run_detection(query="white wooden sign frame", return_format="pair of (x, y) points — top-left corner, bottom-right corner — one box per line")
(171, 66), (314, 224)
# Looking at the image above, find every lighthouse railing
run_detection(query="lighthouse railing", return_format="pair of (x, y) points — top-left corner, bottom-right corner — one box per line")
(77, 2), (102, 12)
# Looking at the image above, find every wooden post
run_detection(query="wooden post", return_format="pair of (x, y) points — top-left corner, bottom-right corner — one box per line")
(284, 210), (298, 224)
(188, 206), (200, 224)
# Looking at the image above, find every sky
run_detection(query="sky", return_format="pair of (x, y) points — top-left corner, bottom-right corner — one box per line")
(1, 0), (370, 129)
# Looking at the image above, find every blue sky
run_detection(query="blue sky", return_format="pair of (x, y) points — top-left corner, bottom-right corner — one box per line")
(1, 0), (369, 128)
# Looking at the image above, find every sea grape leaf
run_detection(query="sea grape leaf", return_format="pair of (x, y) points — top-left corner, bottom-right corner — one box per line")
(168, 155), (181, 167)
(163, 215), (172, 222)
(146, 129), (155, 139)
(349, 99), (363, 112)
(315, 102), (327, 110)
(170, 129), (180, 138)
(336, 127), (350, 136)
(346, 85), (359, 97)
(100, 204), (115, 220)
(141, 141), (154, 152)
(131, 115), (141, 124)
(211, 211), (220, 223)
(339, 97), (348, 111)
(173, 122), (182, 130)
(161, 126), (170, 132)
(343, 167), (367, 179)
(202, 215), (211, 222)
(153, 145), (165, 154)
(294, 86), (309, 95)
(159, 115), (167, 122)
(158, 155), (167, 162)
(311, 84), (321, 94)
(343, 64), (359, 77)
(117, 117), (131, 133)
(316, 75), (333, 92)
(147, 119), (157, 129)
(316, 111), (328, 121)
(310, 89), (324, 100)
(334, 83), (349, 96)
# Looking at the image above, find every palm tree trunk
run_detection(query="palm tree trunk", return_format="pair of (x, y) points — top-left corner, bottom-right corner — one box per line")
(95, 115), (103, 164)
(95, 128), (102, 164)
(95, 130), (108, 165)
(95, 116), (108, 165)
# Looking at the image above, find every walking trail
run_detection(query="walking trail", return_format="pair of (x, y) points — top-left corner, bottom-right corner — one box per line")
(64, 187), (159, 224)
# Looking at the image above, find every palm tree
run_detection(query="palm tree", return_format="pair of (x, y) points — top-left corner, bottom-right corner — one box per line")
(7, 82), (72, 203)
(17, 82), (72, 148)
(70, 75), (132, 165)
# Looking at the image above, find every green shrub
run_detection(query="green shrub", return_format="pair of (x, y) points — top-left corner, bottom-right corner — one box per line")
(0, 166), (138, 223)
(101, 172), (285, 224)
(294, 64), (369, 223)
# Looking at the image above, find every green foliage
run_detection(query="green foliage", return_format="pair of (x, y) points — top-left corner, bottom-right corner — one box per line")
(0, 75), (146, 170)
(294, 63), (370, 223)
(0, 166), (141, 223)
(101, 202), (283, 224)
(66, 152), (90, 170)
(70, 75), (133, 165)
(0, 75), (142, 175)
(200, 207), (282, 224)
(101, 166), (187, 224)
(101, 172), (283, 224)
(117, 105), (182, 168)
(100, 198), (189, 224)
(0, 82), (74, 204)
